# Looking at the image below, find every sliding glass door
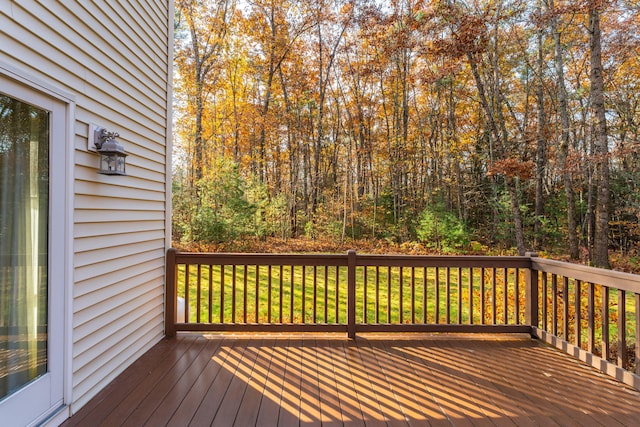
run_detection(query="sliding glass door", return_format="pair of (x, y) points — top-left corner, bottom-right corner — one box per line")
(0, 76), (66, 426)
(0, 92), (50, 401)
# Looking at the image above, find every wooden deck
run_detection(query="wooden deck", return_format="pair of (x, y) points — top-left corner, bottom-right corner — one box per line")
(62, 333), (640, 427)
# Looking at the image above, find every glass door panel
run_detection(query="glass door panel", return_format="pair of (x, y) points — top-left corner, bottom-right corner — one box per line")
(0, 95), (49, 400)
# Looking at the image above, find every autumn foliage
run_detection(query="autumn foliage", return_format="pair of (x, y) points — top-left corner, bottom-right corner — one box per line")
(172, 0), (640, 266)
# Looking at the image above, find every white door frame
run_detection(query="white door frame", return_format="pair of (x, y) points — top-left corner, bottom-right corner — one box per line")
(0, 64), (74, 426)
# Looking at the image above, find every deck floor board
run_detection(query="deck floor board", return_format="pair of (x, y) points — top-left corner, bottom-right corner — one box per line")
(62, 333), (640, 427)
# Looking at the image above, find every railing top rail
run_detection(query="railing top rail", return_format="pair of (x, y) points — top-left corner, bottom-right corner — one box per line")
(532, 257), (640, 294)
(355, 254), (532, 268)
(172, 250), (534, 269)
(173, 251), (349, 266)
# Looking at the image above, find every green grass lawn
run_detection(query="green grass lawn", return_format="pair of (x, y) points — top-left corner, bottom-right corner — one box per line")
(176, 264), (526, 326)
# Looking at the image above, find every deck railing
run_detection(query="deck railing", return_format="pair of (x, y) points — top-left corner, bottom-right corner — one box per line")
(165, 248), (640, 390)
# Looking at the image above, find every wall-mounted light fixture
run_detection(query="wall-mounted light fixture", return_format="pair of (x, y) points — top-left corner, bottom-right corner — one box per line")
(92, 126), (127, 175)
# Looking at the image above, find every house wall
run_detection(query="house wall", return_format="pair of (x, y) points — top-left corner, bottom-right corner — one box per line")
(0, 1), (172, 414)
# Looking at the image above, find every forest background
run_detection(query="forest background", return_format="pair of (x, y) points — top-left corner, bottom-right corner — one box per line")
(171, 0), (640, 271)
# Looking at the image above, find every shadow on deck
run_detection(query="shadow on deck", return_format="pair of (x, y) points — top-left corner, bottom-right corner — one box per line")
(63, 333), (640, 426)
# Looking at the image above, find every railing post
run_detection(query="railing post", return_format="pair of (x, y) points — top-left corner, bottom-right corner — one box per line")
(525, 252), (539, 331)
(165, 248), (177, 338)
(347, 250), (357, 339)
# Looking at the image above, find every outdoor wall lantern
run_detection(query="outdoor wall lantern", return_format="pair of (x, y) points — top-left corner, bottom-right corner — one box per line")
(93, 126), (127, 175)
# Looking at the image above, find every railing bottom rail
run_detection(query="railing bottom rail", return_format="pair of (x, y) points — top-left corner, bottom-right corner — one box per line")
(172, 323), (531, 335)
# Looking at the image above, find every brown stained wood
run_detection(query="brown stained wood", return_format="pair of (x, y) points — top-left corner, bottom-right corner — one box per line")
(208, 265), (213, 324)
(492, 268), (497, 325)
(562, 277), (569, 341)
(575, 279), (581, 348)
(435, 267), (440, 324)
(220, 265), (225, 324)
(187, 339), (250, 426)
(232, 265), (237, 323)
(480, 267), (485, 325)
(163, 337), (236, 426)
(342, 341), (390, 427)
(503, 269), (509, 325)
(602, 286), (610, 360)
(63, 333), (640, 427)
(541, 273), (547, 331)
(618, 289), (627, 369)
(299, 338), (322, 427)
(60, 337), (186, 427)
(211, 338), (263, 426)
(636, 293), (640, 375)
(196, 265), (202, 323)
(588, 282), (595, 353)
(131, 338), (223, 426)
(313, 339), (343, 427)
(255, 339), (290, 427)
(97, 335), (209, 427)
(232, 338), (276, 427)
(268, 266), (272, 323)
(326, 340), (366, 427)
(277, 337), (303, 426)
(457, 267), (462, 325)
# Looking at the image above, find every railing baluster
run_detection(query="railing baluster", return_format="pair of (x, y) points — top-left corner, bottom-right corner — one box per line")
(411, 267), (416, 324)
(232, 265), (237, 324)
(219, 265), (224, 324)
(588, 282), (595, 353)
(335, 266), (339, 323)
(480, 267), (485, 325)
(492, 268), (497, 325)
(267, 265), (272, 323)
(446, 267), (451, 324)
(399, 266), (404, 324)
(503, 268), (508, 324)
(635, 293), (640, 375)
(602, 286), (610, 360)
(435, 267), (440, 324)
(375, 265), (380, 323)
(183, 265), (190, 324)
(562, 277), (569, 340)
(469, 268), (474, 325)
(279, 265), (284, 323)
(323, 265), (328, 324)
(618, 289), (627, 368)
(255, 265), (259, 323)
(290, 265), (295, 323)
(514, 268), (519, 325)
(552, 274), (558, 336)
(207, 265), (213, 324)
(347, 250), (356, 339)
(243, 265), (248, 323)
(541, 273), (547, 331)
(364, 266), (368, 324)
(196, 265), (202, 323)
(574, 280), (581, 348)
(313, 266), (317, 323)
(457, 267), (462, 324)
(387, 266), (392, 323)
(302, 265), (306, 324)
(422, 267), (427, 324)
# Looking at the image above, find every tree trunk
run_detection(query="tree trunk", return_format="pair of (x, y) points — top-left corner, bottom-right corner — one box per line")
(534, 3), (545, 249)
(547, 0), (579, 259)
(589, 4), (610, 268)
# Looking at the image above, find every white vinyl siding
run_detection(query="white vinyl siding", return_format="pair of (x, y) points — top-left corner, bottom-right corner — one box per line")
(0, 0), (171, 415)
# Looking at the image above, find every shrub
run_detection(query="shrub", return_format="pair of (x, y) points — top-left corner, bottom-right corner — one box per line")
(416, 204), (469, 252)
